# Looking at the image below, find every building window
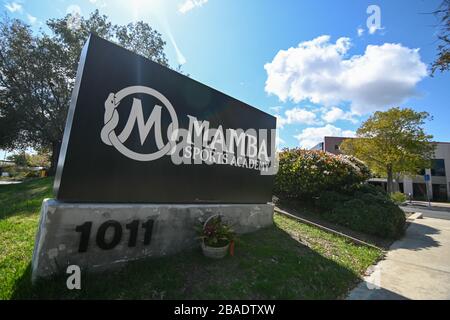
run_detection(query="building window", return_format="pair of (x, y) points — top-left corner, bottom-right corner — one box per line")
(431, 159), (446, 177)
(432, 184), (448, 201)
(310, 142), (324, 151)
(334, 144), (339, 150)
(413, 183), (427, 200)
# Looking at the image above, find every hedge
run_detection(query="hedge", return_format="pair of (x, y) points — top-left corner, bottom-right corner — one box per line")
(315, 185), (406, 239)
(274, 149), (371, 200)
(274, 149), (405, 239)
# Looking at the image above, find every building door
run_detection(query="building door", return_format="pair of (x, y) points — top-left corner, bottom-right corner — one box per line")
(432, 184), (448, 201)
(413, 183), (427, 200)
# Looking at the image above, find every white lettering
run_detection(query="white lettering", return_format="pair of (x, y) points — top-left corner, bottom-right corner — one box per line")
(66, 265), (81, 290)
(187, 115), (210, 147)
(118, 98), (164, 147)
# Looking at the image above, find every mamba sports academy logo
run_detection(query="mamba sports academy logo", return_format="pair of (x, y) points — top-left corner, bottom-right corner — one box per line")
(100, 86), (277, 174)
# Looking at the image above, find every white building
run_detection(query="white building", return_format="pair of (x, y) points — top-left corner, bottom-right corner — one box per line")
(311, 136), (450, 201)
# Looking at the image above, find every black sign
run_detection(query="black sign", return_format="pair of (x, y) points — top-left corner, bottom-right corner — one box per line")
(54, 34), (276, 203)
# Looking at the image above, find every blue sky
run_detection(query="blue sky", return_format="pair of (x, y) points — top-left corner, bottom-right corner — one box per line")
(1, 0), (449, 159)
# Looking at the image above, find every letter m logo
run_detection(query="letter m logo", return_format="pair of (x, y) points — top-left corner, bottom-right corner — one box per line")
(117, 98), (164, 147)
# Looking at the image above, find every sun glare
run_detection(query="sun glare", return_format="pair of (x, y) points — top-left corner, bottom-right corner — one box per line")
(129, 0), (164, 20)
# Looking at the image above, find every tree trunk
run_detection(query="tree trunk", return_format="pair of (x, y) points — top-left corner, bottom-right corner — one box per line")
(386, 164), (394, 194)
(49, 140), (62, 176)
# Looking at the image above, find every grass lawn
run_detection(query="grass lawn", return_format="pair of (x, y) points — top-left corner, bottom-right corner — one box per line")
(0, 178), (383, 300)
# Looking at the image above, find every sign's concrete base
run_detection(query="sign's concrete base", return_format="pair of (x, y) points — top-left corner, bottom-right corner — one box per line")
(31, 199), (274, 282)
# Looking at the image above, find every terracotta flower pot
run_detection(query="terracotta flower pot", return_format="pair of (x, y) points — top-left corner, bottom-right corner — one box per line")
(201, 241), (230, 259)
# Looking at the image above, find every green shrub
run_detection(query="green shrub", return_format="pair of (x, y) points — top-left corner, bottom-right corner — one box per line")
(4, 167), (18, 177)
(274, 149), (371, 200)
(353, 182), (385, 195)
(3, 167), (40, 180)
(390, 192), (407, 204)
(316, 185), (406, 239)
(314, 191), (351, 211)
(24, 170), (40, 178)
(342, 155), (372, 181)
(275, 149), (405, 239)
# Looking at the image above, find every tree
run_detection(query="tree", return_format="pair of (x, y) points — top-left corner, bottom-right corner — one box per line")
(6, 150), (50, 167)
(340, 107), (435, 194)
(431, 0), (449, 75)
(0, 10), (170, 174)
(6, 152), (28, 167)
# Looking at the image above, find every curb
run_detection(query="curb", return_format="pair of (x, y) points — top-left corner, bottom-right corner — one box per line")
(274, 207), (383, 252)
(407, 212), (423, 221)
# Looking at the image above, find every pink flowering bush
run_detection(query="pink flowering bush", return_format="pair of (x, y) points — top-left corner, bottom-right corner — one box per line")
(274, 149), (371, 200)
(275, 149), (405, 239)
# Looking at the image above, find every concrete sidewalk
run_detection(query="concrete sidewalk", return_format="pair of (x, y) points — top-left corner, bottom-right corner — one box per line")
(402, 206), (450, 220)
(403, 201), (450, 213)
(0, 180), (21, 185)
(347, 217), (450, 300)
(408, 201), (450, 209)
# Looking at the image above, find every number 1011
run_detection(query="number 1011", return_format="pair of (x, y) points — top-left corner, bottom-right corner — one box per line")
(75, 219), (154, 253)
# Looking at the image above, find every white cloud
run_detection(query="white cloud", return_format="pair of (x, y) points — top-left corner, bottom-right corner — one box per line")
(88, 0), (107, 8)
(294, 124), (355, 149)
(4, 2), (22, 13)
(277, 107), (320, 127)
(66, 4), (82, 15)
(275, 130), (285, 151)
(276, 135), (285, 145)
(322, 107), (358, 124)
(66, 5), (82, 30)
(269, 106), (282, 114)
(178, 0), (208, 14)
(264, 35), (427, 115)
(357, 27), (364, 37)
(27, 13), (37, 25)
(368, 25), (378, 35)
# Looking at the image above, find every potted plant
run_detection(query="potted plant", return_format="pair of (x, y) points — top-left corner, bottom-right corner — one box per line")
(197, 215), (235, 259)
